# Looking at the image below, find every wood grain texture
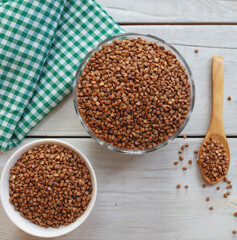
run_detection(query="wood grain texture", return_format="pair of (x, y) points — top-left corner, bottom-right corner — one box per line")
(210, 56), (225, 132)
(97, 0), (237, 23)
(1, 138), (237, 240)
(29, 26), (237, 137)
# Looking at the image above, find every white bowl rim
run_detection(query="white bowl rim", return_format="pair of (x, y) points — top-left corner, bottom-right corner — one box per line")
(0, 139), (97, 238)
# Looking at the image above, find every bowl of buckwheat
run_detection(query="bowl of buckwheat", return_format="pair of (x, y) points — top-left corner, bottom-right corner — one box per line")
(73, 33), (195, 154)
(0, 139), (97, 238)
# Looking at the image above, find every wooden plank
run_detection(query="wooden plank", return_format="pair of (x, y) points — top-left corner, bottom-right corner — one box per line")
(29, 25), (237, 137)
(98, 0), (237, 23)
(1, 138), (237, 240)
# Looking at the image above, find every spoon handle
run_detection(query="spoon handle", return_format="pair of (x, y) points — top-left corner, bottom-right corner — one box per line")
(210, 56), (224, 133)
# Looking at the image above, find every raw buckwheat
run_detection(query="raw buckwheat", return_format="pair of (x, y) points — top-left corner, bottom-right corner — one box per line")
(9, 144), (93, 228)
(77, 38), (191, 150)
(199, 137), (229, 182)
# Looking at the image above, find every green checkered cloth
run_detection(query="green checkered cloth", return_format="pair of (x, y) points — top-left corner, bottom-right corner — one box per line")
(0, 0), (123, 152)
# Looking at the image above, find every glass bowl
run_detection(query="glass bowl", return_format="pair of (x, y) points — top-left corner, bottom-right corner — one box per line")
(73, 33), (195, 155)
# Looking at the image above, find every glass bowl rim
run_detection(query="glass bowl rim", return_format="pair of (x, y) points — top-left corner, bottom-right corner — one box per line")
(73, 32), (195, 155)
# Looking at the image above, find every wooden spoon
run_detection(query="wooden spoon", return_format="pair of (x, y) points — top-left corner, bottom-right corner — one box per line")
(199, 56), (230, 184)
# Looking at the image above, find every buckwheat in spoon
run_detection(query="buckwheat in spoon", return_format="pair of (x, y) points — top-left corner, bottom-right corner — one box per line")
(199, 56), (230, 184)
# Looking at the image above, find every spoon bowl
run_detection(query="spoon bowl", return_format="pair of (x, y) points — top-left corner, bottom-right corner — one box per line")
(199, 133), (230, 184)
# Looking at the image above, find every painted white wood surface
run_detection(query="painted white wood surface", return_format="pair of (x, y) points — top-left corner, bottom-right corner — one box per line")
(1, 1), (237, 239)
(98, 0), (237, 23)
(29, 25), (237, 137)
(1, 138), (237, 240)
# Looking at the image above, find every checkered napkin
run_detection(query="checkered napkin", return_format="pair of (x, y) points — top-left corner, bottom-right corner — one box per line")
(0, 0), (123, 152)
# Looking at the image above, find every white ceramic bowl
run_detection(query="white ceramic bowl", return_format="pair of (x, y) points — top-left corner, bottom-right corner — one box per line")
(0, 139), (97, 238)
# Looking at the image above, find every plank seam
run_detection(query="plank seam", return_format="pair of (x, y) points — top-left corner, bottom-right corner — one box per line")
(25, 136), (237, 139)
(119, 22), (237, 25)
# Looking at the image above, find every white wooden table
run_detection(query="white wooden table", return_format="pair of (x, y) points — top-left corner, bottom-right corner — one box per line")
(1, 1), (237, 239)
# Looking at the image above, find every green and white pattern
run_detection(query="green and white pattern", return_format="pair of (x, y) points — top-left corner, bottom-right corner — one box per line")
(0, 0), (123, 152)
